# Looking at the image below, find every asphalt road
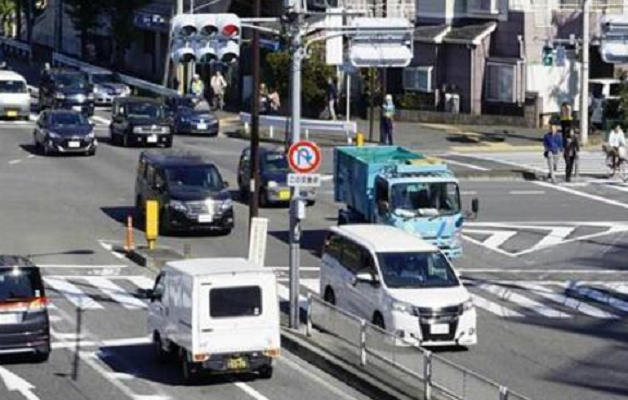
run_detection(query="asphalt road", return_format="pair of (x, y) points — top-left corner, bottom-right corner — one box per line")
(0, 62), (627, 400)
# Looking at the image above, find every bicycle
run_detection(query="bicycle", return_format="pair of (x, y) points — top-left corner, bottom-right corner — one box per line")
(605, 150), (628, 182)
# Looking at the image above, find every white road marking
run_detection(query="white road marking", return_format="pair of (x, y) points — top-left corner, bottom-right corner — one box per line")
(98, 240), (126, 260)
(475, 283), (570, 318)
(91, 115), (111, 125)
(27, 154), (35, 158)
(462, 230), (517, 258)
(441, 158), (490, 171)
(535, 181), (628, 210)
(82, 277), (146, 309)
(508, 190), (545, 195)
(528, 227), (575, 252)
(0, 366), (41, 400)
(566, 281), (628, 313)
(127, 275), (156, 290)
(514, 283), (618, 319)
(8, 159), (22, 165)
(469, 293), (523, 318)
(460, 191), (478, 195)
(234, 382), (272, 400)
(44, 277), (104, 310)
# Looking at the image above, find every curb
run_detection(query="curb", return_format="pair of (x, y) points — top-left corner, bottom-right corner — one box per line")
(281, 328), (417, 400)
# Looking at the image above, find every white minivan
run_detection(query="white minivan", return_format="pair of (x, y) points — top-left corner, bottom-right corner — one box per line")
(0, 70), (30, 120)
(146, 258), (281, 383)
(320, 225), (477, 347)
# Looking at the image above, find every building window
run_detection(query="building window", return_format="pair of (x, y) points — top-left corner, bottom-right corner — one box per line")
(403, 66), (433, 93)
(467, 0), (498, 14)
(486, 63), (516, 103)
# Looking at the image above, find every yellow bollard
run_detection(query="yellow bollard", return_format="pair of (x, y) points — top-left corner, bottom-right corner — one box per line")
(145, 200), (159, 250)
(356, 132), (365, 147)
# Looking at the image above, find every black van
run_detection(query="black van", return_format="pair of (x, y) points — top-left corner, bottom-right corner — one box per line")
(0, 256), (50, 362)
(39, 68), (94, 116)
(110, 97), (173, 147)
(135, 150), (234, 235)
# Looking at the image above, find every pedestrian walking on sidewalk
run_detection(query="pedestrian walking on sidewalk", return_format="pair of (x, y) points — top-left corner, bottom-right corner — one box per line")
(327, 77), (338, 120)
(560, 102), (573, 141)
(210, 71), (227, 110)
(543, 125), (563, 183)
(380, 94), (395, 145)
(564, 130), (580, 182)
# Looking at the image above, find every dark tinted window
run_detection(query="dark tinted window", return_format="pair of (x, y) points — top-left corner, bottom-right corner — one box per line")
(263, 152), (289, 172)
(377, 252), (459, 289)
(165, 165), (224, 191)
(210, 286), (262, 318)
(0, 80), (27, 93)
(126, 102), (163, 119)
(342, 241), (363, 274)
(50, 113), (88, 126)
(0, 267), (45, 302)
(610, 83), (621, 97)
(324, 234), (343, 261)
(54, 74), (87, 90)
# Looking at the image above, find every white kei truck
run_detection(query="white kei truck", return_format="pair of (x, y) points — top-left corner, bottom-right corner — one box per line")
(146, 258), (281, 383)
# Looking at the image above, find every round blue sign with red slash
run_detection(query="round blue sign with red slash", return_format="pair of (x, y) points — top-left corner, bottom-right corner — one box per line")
(288, 141), (322, 173)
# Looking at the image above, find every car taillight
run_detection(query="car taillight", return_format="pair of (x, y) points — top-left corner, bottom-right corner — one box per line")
(27, 297), (49, 312)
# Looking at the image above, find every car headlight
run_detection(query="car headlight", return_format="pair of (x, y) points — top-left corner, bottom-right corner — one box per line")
(392, 301), (416, 315)
(86, 131), (95, 139)
(87, 93), (94, 100)
(55, 93), (65, 100)
(267, 181), (278, 188)
(132, 126), (143, 134)
(462, 298), (474, 312)
(162, 126), (171, 134)
(93, 86), (102, 94)
(169, 200), (188, 213)
(220, 199), (233, 210)
(47, 131), (61, 139)
(122, 86), (131, 95)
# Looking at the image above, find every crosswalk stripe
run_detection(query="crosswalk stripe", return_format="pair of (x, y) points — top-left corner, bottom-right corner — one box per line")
(515, 283), (617, 319)
(469, 293), (523, 318)
(126, 276), (156, 290)
(82, 277), (146, 309)
(566, 281), (628, 313)
(45, 277), (104, 310)
(474, 283), (570, 318)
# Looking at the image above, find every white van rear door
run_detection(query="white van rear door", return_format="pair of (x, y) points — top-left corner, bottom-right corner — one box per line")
(198, 274), (279, 355)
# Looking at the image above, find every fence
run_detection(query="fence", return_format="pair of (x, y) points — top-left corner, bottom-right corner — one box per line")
(306, 294), (534, 400)
(0, 36), (32, 60)
(240, 112), (357, 143)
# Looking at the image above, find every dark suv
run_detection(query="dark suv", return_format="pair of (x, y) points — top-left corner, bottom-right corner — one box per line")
(39, 68), (94, 116)
(110, 97), (173, 147)
(0, 256), (50, 362)
(135, 150), (234, 235)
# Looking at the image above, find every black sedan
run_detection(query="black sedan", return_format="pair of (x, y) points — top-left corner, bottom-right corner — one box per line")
(165, 95), (219, 136)
(33, 110), (97, 156)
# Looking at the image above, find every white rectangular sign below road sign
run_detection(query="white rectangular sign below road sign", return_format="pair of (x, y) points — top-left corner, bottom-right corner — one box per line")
(288, 173), (322, 187)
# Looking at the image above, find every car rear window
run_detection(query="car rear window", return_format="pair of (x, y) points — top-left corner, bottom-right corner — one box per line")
(0, 268), (45, 302)
(210, 286), (261, 318)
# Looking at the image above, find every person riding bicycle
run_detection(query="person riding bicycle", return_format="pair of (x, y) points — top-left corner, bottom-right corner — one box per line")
(604, 125), (627, 169)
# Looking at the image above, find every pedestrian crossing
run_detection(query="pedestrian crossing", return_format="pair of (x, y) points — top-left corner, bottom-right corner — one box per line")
(277, 278), (628, 320)
(460, 151), (610, 177)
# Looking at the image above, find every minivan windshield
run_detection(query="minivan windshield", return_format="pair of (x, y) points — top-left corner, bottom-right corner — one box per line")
(50, 112), (89, 126)
(165, 165), (224, 191)
(0, 268), (45, 302)
(263, 152), (289, 172)
(391, 182), (460, 217)
(377, 252), (460, 289)
(127, 102), (163, 119)
(0, 80), (27, 94)
(54, 74), (87, 90)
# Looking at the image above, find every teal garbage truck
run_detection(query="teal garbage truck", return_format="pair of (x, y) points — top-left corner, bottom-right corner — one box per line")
(334, 146), (478, 259)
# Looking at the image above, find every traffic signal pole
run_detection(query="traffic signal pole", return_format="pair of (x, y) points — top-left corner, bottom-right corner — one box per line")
(580, 0), (590, 145)
(249, 0), (261, 225)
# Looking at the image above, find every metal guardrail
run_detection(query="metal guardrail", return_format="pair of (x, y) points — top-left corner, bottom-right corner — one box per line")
(0, 37), (32, 58)
(306, 294), (534, 400)
(239, 112), (357, 143)
(51, 53), (179, 98)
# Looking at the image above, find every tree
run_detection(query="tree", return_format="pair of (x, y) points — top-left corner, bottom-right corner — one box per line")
(0, 0), (15, 36)
(64, 0), (106, 58)
(104, 0), (150, 69)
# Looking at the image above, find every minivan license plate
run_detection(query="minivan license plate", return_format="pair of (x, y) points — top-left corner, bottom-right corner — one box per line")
(147, 135), (158, 143)
(197, 123), (207, 130)
(430, 324), (449, 335)
(6, 110), (17, 117)
(68, 141), (80, 148)
(0, 313), (20, 325)
(198, 214), (213, 223)
(226, 357), (248, 370)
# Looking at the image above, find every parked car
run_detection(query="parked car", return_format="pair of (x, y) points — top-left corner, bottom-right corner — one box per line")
(164, 95), (219, 136)
(39, 68), (94, 116)
(319, 224), (477, 348)
(0, 255), (50, 362)
(84, 67), (131, 106)
(109, 97), (173, 147)
(33, 110), (97, 156)
(237, 146), (316, 206)
(146, 257), (280, 383)
(0, 70), (30, 120)
(135, 150), (234, 234)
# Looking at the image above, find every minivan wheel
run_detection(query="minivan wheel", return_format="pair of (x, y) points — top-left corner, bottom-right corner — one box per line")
(324, 287), (336, 306)
(123, 134), (129, 147)
(372, 313), (385, 330)
(180, 350), (198, 385)
(153, 333), (170, 364)
(33, 343), (50, 363)
(258, 366), (273, 380)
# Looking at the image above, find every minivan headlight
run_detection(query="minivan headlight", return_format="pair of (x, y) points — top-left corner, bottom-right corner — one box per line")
(462, 298), (474, 312)
(170, 200), (188, 213)
(48, 131), (61, 139)
(220, 199), (233, 210)
(132, 126), (143, 134)
(392, 301), (415, 315)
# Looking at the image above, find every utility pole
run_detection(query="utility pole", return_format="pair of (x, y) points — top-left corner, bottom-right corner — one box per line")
(580, 0), (590, 145)
(175, 0), (185, 94)
(249, 0), (261, 224)
(368, 68), (374, 142)
(54, 0), (63, 52)
(288, 3), (303, 330)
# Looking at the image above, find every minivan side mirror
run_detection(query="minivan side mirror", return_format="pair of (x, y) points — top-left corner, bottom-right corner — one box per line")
(354, 271), (379, 287)
(377, 201), (389, 215)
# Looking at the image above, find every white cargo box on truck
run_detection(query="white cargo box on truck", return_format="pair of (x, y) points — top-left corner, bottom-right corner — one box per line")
(146, 257), (280, 383)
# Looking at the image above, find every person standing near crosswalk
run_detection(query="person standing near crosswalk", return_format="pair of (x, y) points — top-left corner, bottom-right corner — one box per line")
(563, 130), (580, 183)
(560, 101), (573, 142)
(543, 125), (563, 183)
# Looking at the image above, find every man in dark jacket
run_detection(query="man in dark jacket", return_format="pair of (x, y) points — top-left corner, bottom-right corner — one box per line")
(543, 125), (563, 183)
(564, 130), (580, 182)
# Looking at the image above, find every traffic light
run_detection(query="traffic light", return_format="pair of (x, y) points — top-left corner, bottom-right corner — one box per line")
(542, 45), (554, 67)
(169, 14), (241, 64)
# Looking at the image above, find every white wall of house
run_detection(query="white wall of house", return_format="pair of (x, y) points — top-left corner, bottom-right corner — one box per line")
(527, 59), (582, 114)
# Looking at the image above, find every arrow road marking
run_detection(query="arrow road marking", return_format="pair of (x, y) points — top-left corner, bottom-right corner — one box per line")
(0, 366), (41, 400)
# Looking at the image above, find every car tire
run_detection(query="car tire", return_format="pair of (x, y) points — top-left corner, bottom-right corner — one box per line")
(372, 313), (385, 330)
(164, 138), (173, 148)
(324, 287), (336, 306)
(258, 366), (273, 380)
(86, 148), (96, 157)
(33, 343), (50, 363)
(43, 142), (51, 156)
(180, 350), (198, 385)
(122, 134), (129, 148)
(153, 333), (170, 364)
(159, 211), (171, 236)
